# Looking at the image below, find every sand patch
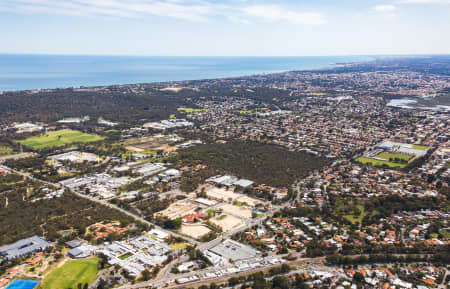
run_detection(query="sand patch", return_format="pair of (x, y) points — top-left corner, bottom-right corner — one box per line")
(180, 224), (211, 239)
(218, 204), (253, 219)
(211, 214), (245, 233)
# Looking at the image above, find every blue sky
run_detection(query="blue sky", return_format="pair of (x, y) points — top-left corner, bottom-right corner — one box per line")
(0, 0), (449, 56)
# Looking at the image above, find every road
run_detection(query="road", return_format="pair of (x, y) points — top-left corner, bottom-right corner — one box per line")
(2, 164), (200, 246)
(3, 164), (318, 289)
(0, 152), (37, 163)
(438, 268), (449, 289)
(3, 163), (275, 253)
(116, 256), (326, 289)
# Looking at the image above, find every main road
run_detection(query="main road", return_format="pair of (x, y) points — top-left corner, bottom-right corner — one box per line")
(3, 164), (306, 289)
(1, 164), (200, 246)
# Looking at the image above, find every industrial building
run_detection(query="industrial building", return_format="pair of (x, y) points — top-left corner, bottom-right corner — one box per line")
(0, 236), (51, 260)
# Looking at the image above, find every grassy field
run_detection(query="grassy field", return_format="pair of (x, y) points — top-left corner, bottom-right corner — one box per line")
(18, 129), (104, 150)
(40, 257), (99, 289)
(356, 157), (406, 169)
(119, 253), (132, 260)
(344, 205), (367, 224)
(376, 152), (412, 162)
(439, 230), (450, 239)
(170, 243), (188, 250)
(0, 146), (14, 156)
(177, 107), (208, 114)
(412, 144), (428, 150)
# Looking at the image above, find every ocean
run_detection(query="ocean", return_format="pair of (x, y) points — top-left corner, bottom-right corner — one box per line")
(0, 54), (373, 91)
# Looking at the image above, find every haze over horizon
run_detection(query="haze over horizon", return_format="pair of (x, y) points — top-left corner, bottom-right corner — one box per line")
(1, 0), (449, 56)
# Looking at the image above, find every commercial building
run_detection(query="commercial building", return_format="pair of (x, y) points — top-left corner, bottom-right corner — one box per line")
(0, 236), (51, 260)
(209, 239), (260, 262)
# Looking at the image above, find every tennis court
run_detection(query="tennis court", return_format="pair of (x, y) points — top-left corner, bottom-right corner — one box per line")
(6, 280), (40, 289)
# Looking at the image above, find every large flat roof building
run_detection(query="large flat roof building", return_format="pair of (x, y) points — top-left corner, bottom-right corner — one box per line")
(0, 236), (51, 260)
(209, 239), (260, 262)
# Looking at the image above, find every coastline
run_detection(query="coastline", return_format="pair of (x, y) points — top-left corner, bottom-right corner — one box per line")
(0, 55), (375, 93)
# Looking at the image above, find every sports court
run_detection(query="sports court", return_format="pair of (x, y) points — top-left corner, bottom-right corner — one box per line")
(6, 280), (40, 289)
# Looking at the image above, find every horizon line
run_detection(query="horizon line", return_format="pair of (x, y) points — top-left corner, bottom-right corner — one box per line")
(1, 52), (449, 58)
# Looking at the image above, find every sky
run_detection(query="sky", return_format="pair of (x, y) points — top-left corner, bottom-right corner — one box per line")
(0, 0), (449, 56)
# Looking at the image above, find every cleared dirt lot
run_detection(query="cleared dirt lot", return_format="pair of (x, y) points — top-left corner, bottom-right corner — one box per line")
(205, 186), (240, 201)
(218, 204), (253, 219)
(180, 224), (211, 239)
(157, 200), (198, 219)
(210, 214), (245, 233)
(235, 195), (264, 207)
(205, 186), (262, 207)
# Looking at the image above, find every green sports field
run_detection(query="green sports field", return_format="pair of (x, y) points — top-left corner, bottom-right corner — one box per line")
(40, 257), (99, 289)
(18, 129), (104, 150)
(412, 144), (428, 150)
(177, 107), (208, 114)
(376, 152), (413, 162)
(356, 157), (406, 169)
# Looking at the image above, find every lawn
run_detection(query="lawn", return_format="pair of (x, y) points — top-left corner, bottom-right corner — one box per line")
(18, 129), (104, 150)
(356, 157), (406, 169)
(412, 144), (428, 150)
(376, 152), (412, 162)
(119, 253), (132, 260)
(343, 205), (378, 225)
(439, 230), (450, 239)
(344, 205), (367, 224)
(177, 107), (208, 114)
(0, 146), (14, 156)
(170, 243), (188, 250)
(40, 257), (99, 289)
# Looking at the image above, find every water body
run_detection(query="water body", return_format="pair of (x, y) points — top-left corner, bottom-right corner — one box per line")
(387, 98), (418, 109)
(387, 98), (450, 112)
(0, 54), (373, 91)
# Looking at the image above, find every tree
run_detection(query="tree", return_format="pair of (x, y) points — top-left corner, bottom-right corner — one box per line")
(163, 218), (182, 230)
(140, 269), (151, 281)
(272, 276), (290, 289)
(96, 279), (108, 289)
(228, 277), (240, 287)
(353, 272), (364, 283)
